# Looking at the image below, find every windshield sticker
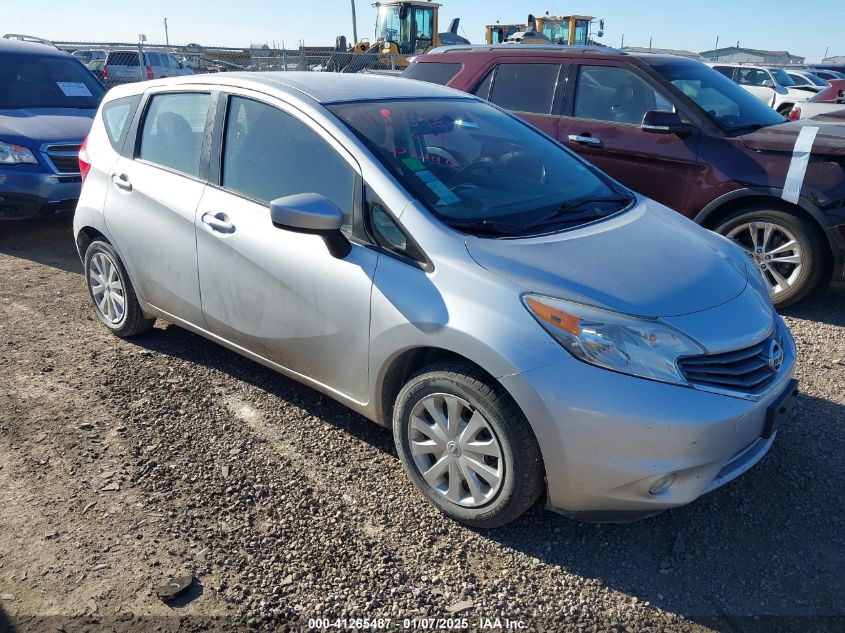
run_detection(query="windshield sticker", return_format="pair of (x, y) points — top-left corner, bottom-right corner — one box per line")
(56, 82), (93, 97)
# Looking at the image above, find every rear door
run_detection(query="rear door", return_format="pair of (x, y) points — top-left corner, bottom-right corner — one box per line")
(195, 91), (378, 402)
(104, 89), (213, 325)
(472, 59), (566, 138)
(557, 60), (701, 215)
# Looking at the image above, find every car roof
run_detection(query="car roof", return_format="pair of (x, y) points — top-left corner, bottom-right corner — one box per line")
(0, 38), (69, 57)
(134, 72), (468, 104)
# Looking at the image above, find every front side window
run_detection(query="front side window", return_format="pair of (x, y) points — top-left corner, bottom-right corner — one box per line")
(329, 99), (631, 237)
(147, 52), (162, 67)
(656, 64), (786, 132)
(787, 73), (809, 86)
(489, 63), (561, 115)
(574, 65), (674, 125)
(736, 68), (769, 86)
(221, 96), (355, 229)
(0, 54), (105, 109)
(139, 92), (210, 177)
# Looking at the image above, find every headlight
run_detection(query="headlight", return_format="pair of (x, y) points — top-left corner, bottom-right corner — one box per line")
(0, 141), (38, 165)
(523, 294), (703, 385)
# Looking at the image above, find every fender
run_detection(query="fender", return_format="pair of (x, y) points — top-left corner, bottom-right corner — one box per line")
(694, 186), (835, 231)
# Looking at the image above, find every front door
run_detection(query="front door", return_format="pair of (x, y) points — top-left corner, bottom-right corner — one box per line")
(557, 62), (701, 216)
(104, 90), (212, 325)
(195, 94), (377, 402)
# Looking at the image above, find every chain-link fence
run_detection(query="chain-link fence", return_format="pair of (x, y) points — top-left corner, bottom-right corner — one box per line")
(56, 41), (404, 89)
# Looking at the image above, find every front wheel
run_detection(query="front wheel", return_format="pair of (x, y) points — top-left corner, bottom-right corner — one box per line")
(714, 207), (826, 307)
(393, 362), (543, 528)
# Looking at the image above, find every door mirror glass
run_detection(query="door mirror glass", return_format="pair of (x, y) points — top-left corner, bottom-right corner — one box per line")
(761, 79), (775, 88)
(270, 193), (350, 258)
(641, 110), (692, 135)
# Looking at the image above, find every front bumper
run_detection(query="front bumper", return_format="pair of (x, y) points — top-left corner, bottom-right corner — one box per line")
(501, 320), (796, 522)
(0, 165), (81, 220)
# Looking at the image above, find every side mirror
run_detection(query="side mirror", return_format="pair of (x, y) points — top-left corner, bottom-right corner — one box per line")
(270, 193), (351, 259)
(641, 110), (693, 136)
(761, 79), (775, 88)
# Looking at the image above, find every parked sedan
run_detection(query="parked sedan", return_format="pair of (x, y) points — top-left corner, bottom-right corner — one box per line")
(785, 69), (829, 92)
(75, 73), (796, 527)
(0, 38), (104, 219)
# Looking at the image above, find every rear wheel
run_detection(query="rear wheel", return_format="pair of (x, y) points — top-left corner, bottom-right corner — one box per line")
(393, 362), (543, 528)
(84, 240), (154, 337)
(714, 206), (826, 307)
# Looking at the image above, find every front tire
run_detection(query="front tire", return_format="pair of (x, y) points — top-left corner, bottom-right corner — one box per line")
(393, 362), (543, 528)
(84, 240), (154, 337)
(714, 206), (826, 308)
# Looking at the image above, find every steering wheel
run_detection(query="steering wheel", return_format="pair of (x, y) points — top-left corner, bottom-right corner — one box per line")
(450, 158), (495, 187)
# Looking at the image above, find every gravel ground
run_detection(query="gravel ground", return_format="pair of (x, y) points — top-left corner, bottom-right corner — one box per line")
(0, 217), (842, 633)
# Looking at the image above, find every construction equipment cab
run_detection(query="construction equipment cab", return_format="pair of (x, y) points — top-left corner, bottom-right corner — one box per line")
(485, 22), (526, 45)
(535, 13), (598, 46)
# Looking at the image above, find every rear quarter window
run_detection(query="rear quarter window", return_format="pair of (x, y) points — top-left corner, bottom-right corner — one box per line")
(403, 62), (462, 85)
(102, 95), (141, 150)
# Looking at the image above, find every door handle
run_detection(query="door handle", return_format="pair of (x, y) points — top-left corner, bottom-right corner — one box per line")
(111, 173), (132, 191)
(568, 134), (603, 146)
(201, 212), (235, 234)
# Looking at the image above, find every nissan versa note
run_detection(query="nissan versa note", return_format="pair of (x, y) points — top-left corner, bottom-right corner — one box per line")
(74, 74), (797, 527)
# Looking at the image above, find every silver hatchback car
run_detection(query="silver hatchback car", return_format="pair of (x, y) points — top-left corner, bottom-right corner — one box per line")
(74, 73), (797, 527)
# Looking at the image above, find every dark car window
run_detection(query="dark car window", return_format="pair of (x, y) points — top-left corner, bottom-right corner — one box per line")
(0, 53), (105, 109)
(221, 96), (355, 230)
(403, 62), (462, 85)
(712, 66), (735, 79)
(106, 51), (139, 67)
(488, 63), (561, 115)
(656, 64), (786, 132)
(472, 68), (494, 100)
(102, 95), (141, 149)
(329, 99), (632, 237)
(139, 92), (211, 177)
(147, 52), (162, 67)
(574, 65), (673, 125)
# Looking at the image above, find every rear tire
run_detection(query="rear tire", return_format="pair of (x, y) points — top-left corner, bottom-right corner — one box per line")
(84, 240), (155, 337)
(714, 206), (826, 307)
(393, 362), (543, 528)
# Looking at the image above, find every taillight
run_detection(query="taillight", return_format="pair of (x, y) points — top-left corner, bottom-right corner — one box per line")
(78, 136), (91, 183)
(102, 64), (108, 79)
(789, 106), (801, 121)
(146, 65), (153, 79)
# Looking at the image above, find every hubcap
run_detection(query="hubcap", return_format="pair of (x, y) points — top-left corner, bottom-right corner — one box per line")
(88, 252), (126, 325)
(408, 393), (504, 508)
(726, 221), (803, 296)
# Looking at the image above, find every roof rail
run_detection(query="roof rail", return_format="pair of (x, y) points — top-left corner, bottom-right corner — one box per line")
(428, 44), (624, 55)
(2, 33), (58, 48)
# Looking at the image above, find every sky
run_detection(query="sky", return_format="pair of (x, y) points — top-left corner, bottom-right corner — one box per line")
(2, 0), (843, 62)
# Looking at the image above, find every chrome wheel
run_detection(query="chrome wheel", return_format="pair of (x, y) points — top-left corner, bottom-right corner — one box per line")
(88, 252), (126, 325)
(727, 221), (803, 296)
(408, 393), (504, 508)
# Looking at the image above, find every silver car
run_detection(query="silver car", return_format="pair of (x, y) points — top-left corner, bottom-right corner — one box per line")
(73, 73), (797, 527)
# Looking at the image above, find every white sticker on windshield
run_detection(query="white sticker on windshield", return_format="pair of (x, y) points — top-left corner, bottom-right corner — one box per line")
(56, 82), (92, 97)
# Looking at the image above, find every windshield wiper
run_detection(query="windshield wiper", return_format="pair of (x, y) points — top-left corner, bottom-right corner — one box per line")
(520, 195), (634, 232)
(444, 218), (525, 237)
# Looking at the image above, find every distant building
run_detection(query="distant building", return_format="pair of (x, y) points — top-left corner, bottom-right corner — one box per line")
(623, 46), (705, 60)
(822, 55), (845, 64)
(699, 46), (805, 65)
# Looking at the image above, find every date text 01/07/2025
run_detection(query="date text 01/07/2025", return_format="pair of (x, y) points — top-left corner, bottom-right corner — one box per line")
(306, 617), (528, 630)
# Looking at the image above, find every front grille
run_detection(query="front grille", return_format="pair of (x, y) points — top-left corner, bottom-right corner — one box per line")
(45, 144), (82, 174)
(678, 333), (782, 394)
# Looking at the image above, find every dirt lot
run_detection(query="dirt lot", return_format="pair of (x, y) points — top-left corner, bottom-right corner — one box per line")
(0, 216), (843, 633)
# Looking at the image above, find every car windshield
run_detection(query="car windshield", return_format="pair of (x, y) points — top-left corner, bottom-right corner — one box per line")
(768, 68), (795, 86)
(328, 98), (632, 236)
(0, 53), (105, 109)
(657, 64), (786, 133)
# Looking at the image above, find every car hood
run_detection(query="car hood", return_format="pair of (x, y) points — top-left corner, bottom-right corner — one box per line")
(0, 108), (96, 148)
(739, 119), (845, 156)
(465, 199), (748, 318)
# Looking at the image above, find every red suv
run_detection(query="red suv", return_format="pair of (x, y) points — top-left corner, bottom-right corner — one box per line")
(403, 46), (845, 306)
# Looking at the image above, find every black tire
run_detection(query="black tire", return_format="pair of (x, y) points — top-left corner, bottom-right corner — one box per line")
(713, 206), (826, 308)
(393, 362), (543, 528)
(84, 239), (155, 337)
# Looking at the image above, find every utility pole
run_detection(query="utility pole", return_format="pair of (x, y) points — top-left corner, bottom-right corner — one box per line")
(824, 45), (829, 61)
(350, 0), (358, 43)
(620, 33), (624, 48)
(164, 18), (169, 46)
(649, 35), (652, 50)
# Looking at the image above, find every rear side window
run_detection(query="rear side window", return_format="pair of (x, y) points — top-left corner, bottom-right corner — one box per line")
(221, 96), (355, 229)
(488, 63), (561, 114)
(403, 62), (462, 85)
(139, 92), (211, 177)
(107, 51), (139, 67)
(712, 66), (734, 79)
(102, 95), (141, 149)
